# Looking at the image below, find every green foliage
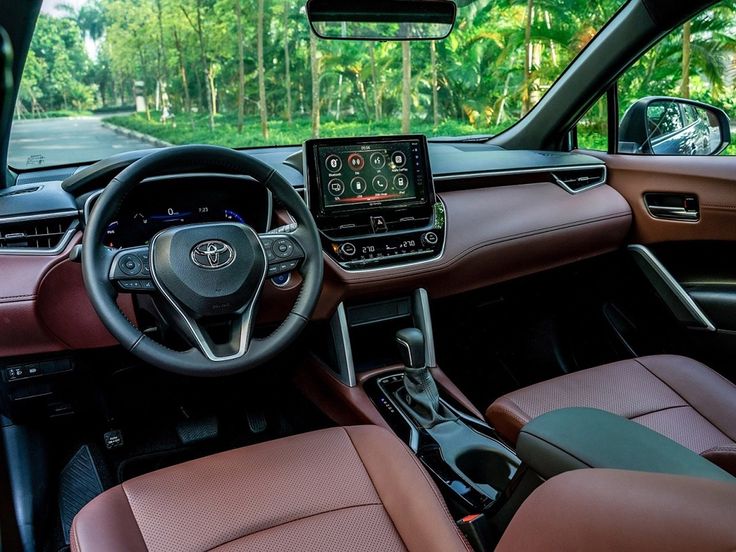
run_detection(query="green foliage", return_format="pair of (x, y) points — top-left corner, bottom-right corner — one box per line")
(16, 0), (736, 157)
(105, 112), (492, 147)
(17, 14), (95, 115)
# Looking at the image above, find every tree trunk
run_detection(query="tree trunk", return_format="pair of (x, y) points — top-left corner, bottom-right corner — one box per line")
(401, 41), (411, 134)
(235, 0), (245, 132)
(522, 0), (534, 115)
(173, 29), (192, 116)
(257, 0), (269, 139)
(370, 46), (380, 121)
(310, 31), (320, 137)
(283, 2), (293, 124)
(680, 21), (691, 99)
(430, 41), (439, 128)
(155, 0), (168, 109)
(336, 73), (343, 121)
(182, 2), (213, 130)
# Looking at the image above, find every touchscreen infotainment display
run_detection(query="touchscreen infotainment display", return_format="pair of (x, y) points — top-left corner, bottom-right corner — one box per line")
(304, 135), (432, 216)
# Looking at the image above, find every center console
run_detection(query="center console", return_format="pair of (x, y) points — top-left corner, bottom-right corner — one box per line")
(303, 135), (445, 270)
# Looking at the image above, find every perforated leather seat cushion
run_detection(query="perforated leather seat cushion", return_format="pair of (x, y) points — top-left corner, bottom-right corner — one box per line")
(71, 426), (471, 552)
(487, 355), (736, 475)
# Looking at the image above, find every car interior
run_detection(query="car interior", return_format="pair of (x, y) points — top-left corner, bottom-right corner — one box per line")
(1, 0), (736, 551)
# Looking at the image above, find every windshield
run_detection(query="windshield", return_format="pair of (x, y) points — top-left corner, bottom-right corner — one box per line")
(9, 0), (623, 169)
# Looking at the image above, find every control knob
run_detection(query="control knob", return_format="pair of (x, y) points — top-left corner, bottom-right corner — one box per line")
(339, 242), (357, 259)
(421, 232), (439, 247)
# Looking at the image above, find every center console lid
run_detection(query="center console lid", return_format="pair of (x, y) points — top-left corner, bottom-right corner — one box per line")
(517, 407), (734, 482)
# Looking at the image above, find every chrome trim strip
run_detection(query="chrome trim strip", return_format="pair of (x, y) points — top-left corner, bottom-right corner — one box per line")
(0, 209), (79, 224)
(329, 302), (357, 387)
(628, 244), (716, 332)
(413, 288), (437, 369)
(551, 165), (607, 194)
(83, 189), (103, 225)
(148, 223), (268, 362)
(433, 163), (607, 183)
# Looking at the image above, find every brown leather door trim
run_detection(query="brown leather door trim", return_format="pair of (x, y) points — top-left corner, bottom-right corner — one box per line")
(584, 152), (736, 243)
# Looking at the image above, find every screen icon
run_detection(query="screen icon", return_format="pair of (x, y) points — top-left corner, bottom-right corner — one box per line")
(347, 153), (365, 171)
(328, 179), (345, 197)
(372, 175), (389, 193)
(391, 151), (407, 168)
(325, 155), (342, 172)
(393, 174), (409, 190)
(351, 177), (368, 195)
(370, 152), (386, 169)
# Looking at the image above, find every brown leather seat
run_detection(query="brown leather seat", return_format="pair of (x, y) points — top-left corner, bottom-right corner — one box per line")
(487, 355), (736, 475)
(71, 425), (470, 552)
(496, 468), (736, 551)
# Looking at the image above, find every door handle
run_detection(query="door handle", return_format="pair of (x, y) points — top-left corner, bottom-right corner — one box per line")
(644, 193), (699, 222)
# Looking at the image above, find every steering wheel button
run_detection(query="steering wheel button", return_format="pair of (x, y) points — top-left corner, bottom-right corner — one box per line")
(274, 239), (294, 258)
(119, 254), (142, 276)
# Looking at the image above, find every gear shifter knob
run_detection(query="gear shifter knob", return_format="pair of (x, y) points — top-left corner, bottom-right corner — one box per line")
(396, 328), (425, 368)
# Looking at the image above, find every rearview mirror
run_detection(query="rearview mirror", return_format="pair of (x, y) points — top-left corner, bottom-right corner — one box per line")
(619, 97), (731, 156)
(306, 0), (457, 41)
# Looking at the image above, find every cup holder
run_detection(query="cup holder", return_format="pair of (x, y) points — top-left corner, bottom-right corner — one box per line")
(455, 447), (517, 493)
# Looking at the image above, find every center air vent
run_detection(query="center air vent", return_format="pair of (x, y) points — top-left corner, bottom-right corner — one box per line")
(551, 166), (607, 194)
(0, 213), (79, 252)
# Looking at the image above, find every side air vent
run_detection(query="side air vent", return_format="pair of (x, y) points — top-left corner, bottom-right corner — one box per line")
(551, 165), (607, 194)
(0, 213), (79, 253)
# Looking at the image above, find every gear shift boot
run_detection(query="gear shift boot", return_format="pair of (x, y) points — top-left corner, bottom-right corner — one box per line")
(395, 328), (457, 428)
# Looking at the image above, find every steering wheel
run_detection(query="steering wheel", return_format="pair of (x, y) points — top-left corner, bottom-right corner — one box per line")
(82, 145), (323, 377)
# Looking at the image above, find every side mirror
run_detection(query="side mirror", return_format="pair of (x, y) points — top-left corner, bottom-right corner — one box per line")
(306, 0), (457, 41)
(619, 97), (731, 156)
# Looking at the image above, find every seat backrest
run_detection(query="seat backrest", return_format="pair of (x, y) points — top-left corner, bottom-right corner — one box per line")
(495, 468), (736, 552)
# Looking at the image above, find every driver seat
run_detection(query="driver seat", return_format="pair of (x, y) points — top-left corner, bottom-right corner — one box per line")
(71, 425), (471, 552)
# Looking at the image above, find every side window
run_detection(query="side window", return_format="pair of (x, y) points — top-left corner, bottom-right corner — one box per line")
(576, 95), (608, 152)
(614, 5), (735, 156)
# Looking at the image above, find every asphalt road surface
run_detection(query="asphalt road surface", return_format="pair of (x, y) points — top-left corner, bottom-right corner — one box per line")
(9, 114), (154, 169)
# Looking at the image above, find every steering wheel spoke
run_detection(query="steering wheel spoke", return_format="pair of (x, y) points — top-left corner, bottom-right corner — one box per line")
(259, 230), (306, 279)
(108, 246), (156, 293)
(171, 302), (258, 362)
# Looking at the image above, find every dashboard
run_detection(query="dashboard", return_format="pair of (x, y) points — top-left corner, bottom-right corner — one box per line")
(100, 175), (271, 248)
(0, 139), (632, 358)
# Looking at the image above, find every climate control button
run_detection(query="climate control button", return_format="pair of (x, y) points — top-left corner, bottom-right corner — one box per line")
(422, 231), (439, 246)
(339, 242), (357, 258)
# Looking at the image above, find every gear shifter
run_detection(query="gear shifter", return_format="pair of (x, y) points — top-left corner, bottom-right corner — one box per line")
(396, 328), (456, 428)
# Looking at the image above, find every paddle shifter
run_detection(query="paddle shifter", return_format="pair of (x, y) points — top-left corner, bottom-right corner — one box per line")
(396, 328), (456, 428)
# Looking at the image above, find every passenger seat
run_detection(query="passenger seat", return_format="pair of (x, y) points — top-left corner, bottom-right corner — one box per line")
(487, 355), (736, 475)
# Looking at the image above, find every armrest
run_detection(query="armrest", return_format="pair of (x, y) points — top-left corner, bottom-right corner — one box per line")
(517, 407), (734, 482)
(496, 469), (736, 552)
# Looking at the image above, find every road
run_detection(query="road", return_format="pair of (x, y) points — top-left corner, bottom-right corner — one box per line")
(8, 114), (155, 169)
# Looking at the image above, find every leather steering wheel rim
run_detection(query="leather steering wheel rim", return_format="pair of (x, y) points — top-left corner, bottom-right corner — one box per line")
(82, 145), (323, 377)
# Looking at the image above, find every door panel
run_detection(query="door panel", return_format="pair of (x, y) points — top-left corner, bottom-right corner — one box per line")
(581, 152), (736, 377)
(589, 153), (736, 244)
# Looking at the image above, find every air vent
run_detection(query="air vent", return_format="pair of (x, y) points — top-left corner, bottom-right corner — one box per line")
(551, 166), (607, 194)
(0, 213), (79, 252)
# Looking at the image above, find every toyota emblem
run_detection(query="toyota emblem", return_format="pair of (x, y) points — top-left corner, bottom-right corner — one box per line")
(190, 240), (236, 269)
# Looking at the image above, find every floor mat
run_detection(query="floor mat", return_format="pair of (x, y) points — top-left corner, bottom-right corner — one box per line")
(58, 445), (103, 545)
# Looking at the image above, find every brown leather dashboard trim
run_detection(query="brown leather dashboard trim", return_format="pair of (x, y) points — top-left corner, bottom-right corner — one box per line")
(313, 182), (632, 318)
